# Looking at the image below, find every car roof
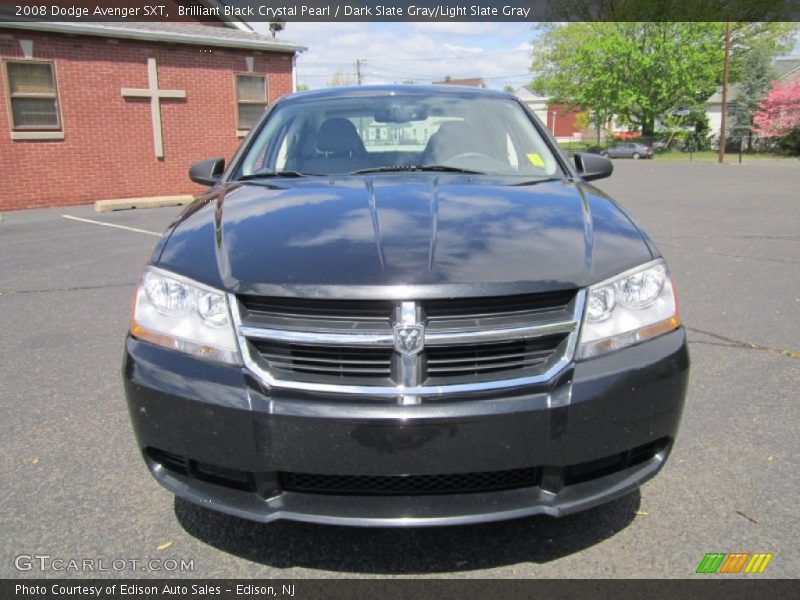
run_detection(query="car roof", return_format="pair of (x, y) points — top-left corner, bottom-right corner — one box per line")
(281, 84), (513, 105)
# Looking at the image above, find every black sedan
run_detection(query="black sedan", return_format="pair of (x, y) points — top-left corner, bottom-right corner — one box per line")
(123, 85), (688, 527)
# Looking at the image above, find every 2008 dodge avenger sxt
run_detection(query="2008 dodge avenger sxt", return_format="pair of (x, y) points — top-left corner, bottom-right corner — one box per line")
(123, 85), (689, 527)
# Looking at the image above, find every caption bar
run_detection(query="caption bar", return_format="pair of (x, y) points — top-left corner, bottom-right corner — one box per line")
(2, 0), (798, 22)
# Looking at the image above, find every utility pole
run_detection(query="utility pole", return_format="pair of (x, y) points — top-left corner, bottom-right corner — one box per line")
(718, 20), (731, 165)
(355, 59), (364, 85)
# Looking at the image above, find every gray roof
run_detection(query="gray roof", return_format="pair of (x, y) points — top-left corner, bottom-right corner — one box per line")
(774, 57), (800, 79)
(1, 20), (306, 53)
(514, 86), (548, 102)
(706, 84), (743, 105)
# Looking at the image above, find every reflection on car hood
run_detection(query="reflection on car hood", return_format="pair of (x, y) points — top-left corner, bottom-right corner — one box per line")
(158, 175), (655, 297)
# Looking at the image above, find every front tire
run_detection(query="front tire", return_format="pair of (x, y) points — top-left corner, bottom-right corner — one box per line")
(632, 152), (641, 159)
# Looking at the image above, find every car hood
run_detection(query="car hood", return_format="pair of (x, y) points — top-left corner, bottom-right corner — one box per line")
(158, 175), (655, 297)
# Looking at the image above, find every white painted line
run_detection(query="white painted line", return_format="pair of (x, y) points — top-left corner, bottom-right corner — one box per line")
(61, 215), (161, 237)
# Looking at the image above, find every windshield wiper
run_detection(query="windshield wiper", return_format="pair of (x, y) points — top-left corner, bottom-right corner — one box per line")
(510, 176), (567, 186)
(236, 170), (324, 181)
(349, 165), (489, 175)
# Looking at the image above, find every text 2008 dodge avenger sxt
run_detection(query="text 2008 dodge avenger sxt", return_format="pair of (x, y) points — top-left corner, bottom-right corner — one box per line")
(123, 86), (689, 526)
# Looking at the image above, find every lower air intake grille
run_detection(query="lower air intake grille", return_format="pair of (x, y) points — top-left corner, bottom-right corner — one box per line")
(280, 467), (541, 496)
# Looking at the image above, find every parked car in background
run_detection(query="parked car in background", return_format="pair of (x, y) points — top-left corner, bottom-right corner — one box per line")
(602, 142), (653, 159)
(652, 141), (670, 153)
(123, 85), (688, 527)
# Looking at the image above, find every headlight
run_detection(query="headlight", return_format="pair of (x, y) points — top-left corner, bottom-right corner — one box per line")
(578, 259), (680, 359)
(130, 267), (240, 364)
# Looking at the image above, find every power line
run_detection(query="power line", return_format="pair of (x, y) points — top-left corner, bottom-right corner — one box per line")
(358, 48), (533, 63)
(298, 48), (532, 67)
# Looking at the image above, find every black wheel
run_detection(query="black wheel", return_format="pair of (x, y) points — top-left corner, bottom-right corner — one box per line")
(632, 152), (641, 159)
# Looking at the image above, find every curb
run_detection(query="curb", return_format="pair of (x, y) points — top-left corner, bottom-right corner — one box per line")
(94, 195), (194, 213)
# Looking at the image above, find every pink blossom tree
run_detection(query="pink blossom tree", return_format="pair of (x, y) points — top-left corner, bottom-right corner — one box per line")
(751, 79), (800, 138)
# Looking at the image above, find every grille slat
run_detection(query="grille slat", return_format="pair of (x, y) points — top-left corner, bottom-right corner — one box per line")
(239, 295), (393, 321)
(271, 363), (392, 375)
(427, 358), (548, 374)
(427, 348), (553, 365)
(424, 290), (575, 321)
(260, 353), (391, 366)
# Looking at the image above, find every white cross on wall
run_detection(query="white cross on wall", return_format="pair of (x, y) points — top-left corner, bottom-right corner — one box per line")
(121, 58), (186, 158)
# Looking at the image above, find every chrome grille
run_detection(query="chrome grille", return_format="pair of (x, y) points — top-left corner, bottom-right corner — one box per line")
(425, 335), (567, 382)
(250, 340), (393, 383)
(232, 289), (584, 398)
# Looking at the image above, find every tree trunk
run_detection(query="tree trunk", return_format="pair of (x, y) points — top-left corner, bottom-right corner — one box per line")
(641, 114), (656, 138)
(595, 114), (602, 146)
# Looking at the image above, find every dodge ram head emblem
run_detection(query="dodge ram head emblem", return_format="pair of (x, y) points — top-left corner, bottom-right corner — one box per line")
(393, 324), (425, 355)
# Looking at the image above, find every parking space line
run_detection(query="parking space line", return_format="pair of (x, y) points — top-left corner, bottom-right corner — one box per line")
(61, 214), (161, 237)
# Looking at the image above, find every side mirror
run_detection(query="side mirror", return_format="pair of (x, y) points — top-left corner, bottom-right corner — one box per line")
(189, 157), (225, 186)
(573, 152), (613, 182)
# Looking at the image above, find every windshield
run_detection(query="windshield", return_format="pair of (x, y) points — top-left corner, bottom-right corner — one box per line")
(235, 90), (562, 179)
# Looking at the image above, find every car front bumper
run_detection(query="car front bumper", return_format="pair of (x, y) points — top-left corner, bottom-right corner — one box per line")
(123, 327), (689, 527)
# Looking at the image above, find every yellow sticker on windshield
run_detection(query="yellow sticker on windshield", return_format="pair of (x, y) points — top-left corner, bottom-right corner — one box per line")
(527, 153), (545, 167)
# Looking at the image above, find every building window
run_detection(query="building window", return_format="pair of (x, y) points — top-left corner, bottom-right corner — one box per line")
(236, 74), (267, 130)
(5, 60), (61, 130)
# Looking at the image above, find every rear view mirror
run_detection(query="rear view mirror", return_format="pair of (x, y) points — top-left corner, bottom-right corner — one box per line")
(573, 152), (613, 182)
(374, 104), (428, 123)
(189, 158), (225, 186)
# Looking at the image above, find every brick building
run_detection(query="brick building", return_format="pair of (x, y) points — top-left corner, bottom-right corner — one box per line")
(513, 87), (584, 142)
(0, 2), (305, 210)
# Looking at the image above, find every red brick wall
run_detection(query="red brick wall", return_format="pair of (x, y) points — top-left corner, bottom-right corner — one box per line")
(546, 104), (584, 138)
(0, 29), (294, 210)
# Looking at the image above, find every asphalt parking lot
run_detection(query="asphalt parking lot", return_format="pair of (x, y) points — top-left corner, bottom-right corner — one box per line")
(1, 160), (798, 578)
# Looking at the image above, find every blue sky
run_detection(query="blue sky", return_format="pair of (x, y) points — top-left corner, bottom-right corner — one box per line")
(250, 22), (800, 91)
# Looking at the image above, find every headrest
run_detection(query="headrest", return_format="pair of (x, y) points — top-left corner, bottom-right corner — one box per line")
(316, 118), (366, 156)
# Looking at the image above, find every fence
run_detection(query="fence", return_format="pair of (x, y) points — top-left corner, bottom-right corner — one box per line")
(558, 133), (780, 159)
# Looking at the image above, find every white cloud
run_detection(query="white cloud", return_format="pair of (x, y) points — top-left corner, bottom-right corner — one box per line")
(409, 22), (500, 37)
(261, 22), (535, 90)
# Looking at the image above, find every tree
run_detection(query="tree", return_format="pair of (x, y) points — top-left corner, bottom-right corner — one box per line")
(729, 43), (777, 150)
(296, 83), (309, 92)
(269, 20), (285, 38)
(752, 79), (800, 153)
(531, 23), (723, 137)
(503, 85), (516, 93)
(726, 22), (797, 81)
(530, 21), (798, 138)
(327, 72), (355, 87)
